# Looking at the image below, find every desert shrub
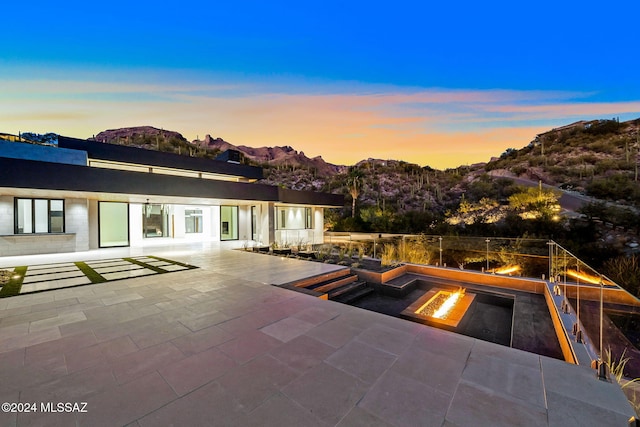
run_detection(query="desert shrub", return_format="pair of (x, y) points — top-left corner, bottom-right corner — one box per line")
(528, 157), (544, 167)
(590, 139), (617, 154)
(403, 237), (433, 265)
(604, 256), (640, 296)
(380, 244), (397, 267)
(579, 154), (599, 164)
(594, 159), (629, 175)
(586, 175), (640, 202)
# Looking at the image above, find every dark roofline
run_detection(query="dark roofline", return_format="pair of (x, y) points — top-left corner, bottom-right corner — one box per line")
(277, 187), (343, 207)
(57, 136), (263, 180)
(0, 157), (343, 207)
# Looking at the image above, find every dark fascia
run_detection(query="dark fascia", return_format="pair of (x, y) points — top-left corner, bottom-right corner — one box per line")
(277, 187), (343, 207)
(57, 136), (263, 180)
(0, 157), (344, 206)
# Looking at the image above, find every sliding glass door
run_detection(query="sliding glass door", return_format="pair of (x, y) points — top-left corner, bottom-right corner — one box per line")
(99, 202), (130, 247)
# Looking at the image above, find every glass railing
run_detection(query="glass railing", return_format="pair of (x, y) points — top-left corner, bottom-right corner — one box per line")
(323, 232), (624, 290)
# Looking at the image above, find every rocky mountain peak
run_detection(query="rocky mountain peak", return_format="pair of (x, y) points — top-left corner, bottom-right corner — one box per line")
(93, 126), (187, 144)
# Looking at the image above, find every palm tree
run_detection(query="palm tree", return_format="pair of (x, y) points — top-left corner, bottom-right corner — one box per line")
(349, 176), (360, 218)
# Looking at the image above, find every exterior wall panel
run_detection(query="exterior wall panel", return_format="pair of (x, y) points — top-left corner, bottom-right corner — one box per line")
(0, 196), (13, 235)
(0, 140), (87, 166)
(65, 198), (89, 251)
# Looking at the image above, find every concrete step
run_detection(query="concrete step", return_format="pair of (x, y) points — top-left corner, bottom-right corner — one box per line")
(292, 268), (351, 289)
(312, 274), (358, 293)
(328, 280), (368, 299)
(332, 286), (374, 304)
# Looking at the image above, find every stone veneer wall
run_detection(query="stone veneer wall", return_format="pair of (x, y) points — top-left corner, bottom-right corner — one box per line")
(65, 198), (90, 252)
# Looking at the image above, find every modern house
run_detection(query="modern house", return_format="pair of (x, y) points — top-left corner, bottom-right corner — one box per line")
(0, 134), (343, 256)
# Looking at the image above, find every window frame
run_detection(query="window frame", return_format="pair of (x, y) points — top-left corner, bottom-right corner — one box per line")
(220, 205), (239, 241)
(185, 208), (203, 234)
(275, 206), (314, 230)
(14, 198), (65, 234)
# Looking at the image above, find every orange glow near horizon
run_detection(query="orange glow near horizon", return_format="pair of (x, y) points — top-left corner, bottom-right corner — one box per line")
(3, 77), (640, 169)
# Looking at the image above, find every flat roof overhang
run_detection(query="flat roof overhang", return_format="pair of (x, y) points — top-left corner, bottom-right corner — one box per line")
(0, 157), (344, 207)
(57, 136), (264, 181)
(277, 187), (344, 207)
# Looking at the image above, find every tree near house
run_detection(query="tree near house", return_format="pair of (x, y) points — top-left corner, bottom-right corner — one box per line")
(349, 176), (360, 218)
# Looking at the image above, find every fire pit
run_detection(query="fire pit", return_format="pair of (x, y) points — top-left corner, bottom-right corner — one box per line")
(401, 287), (476, 330)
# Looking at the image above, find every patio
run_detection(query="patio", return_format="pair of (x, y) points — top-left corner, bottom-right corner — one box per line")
(0, 242), (635, 426)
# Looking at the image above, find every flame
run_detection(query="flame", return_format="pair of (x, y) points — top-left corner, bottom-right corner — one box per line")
(565, 269), (613, 286)
(433, 289), (464, 319)
(493, 265), (520, 275)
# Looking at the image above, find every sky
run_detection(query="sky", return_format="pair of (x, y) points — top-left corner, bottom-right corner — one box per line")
(2, 1), (640, 169)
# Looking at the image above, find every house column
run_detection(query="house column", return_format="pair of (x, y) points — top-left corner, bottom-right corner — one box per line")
(267, 202), (275, 245)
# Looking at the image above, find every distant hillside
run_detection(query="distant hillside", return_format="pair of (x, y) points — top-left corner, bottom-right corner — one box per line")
(485, 118), (640, 205)
(94, 126), (187, 143)
(92, 126), (221, 159)
(91, 128), (343, 175)
(90, 119), (640, 220)
(194, 134), (343, 177)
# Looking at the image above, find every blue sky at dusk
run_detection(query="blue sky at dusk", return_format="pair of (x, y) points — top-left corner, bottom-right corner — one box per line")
(2, 1), (639, 168)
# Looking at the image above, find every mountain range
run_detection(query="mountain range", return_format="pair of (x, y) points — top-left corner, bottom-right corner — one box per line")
(94, 127), (344, 176)
(93, 119), (640, 214)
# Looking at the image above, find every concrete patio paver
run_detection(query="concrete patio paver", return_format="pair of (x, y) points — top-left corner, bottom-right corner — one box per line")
(446, 380), (549, 427)
(360, 369), (453, 427)
(217, 354), (299, 412)
(0, 242), (636, 426)
(158, 347), (236, 396)
(282, 362), (370, 425)
(325, 340), (397, 384)
(268, 334), (335, 375)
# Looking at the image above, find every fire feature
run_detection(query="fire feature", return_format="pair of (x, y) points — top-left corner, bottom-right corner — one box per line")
(416, 288), (465, 320)
(566, 269), (613, 286)
(493, 265), (521, 275)
(401, 286), (476, 330)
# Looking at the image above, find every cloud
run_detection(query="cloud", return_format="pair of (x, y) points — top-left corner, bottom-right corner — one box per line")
(1, 74), (638, 169)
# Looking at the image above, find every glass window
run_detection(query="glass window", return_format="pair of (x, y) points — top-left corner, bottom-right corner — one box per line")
(143, 204), (169, 238)
(16, 199), (33, 233)
(99, 202), (130, 247)
(50, 200), (64, 233)
(275, 207), (313, 230)
(185, 209), (203, 234)
(15, 198), (65, 234)
(220, 206), (238, 241)
(34, 199), (48, 233)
